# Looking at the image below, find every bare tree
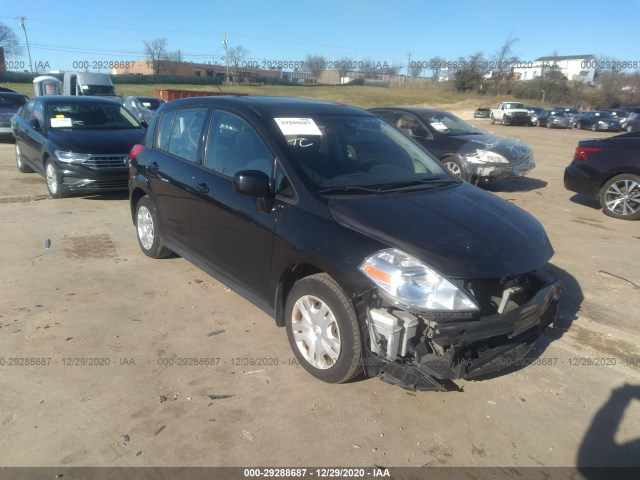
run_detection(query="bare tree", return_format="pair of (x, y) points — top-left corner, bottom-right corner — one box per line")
(408, 61), (423, 78)
(337, 57), (354, 81)
(492, 36), (519, 93)
(305, 54), (326, 84)
(359, 58), (378, 79)
(428, 56), (444, 81)
(144, 38), (167, 74)
(0, 22), (25, 59)
(227, 45), (249, 81)
(381, 63), (402, 77)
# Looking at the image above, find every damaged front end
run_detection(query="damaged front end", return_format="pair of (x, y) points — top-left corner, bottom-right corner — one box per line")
(358, 251), (561, 391)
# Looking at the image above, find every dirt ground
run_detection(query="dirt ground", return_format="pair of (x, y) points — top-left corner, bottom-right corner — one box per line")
(0, 121), (639, 470)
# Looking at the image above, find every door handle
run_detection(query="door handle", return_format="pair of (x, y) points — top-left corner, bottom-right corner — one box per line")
(195, 182), (209, 194)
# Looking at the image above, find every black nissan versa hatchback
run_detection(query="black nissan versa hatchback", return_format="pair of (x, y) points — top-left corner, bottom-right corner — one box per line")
(129, 96), (561, 391)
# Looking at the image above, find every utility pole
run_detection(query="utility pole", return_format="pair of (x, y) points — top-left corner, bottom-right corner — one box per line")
(222, 33), (230, 84)
(406, 52), (412, 82)
(17, 16), (33, 73)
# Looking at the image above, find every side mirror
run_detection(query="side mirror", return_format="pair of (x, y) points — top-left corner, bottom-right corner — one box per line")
(139, 120), (148, 129)
(411, 127), (429, 138)
(29, 119), (41, 131)
(232, 170), (271, 197)
(233, 170), (273, 213)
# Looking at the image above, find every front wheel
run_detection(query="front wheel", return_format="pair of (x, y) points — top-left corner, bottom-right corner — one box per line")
(285, 273), (362, 383)
(591, 124), (597, 132)
(442, 156), (469, 181)
(135, 196), (172, 258)
(45, 159), (64, 198)
(599, 174), (640, 220)
(16, 144), (33, 173)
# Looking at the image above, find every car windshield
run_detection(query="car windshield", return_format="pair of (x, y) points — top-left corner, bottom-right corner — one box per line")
(594, 112), (613, 119)
(80, 85), (117, 96)
(420, 111), (480, 136)
(47, 103), (140, 130)
(0, 95), (28, 109)
(275, 115), (452, 192)
(551, 111), (566, 116)
(139, 98), (164, 111)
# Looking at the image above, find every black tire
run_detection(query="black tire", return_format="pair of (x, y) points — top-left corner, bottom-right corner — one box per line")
(547, 120), (552, 128)
(490, 115), (495, 125)
(442, 156), (469, 181)
(44, 158), (64, 198)
(134, 196), (172, 258)
(575, 122), (582, 130)
(591, 124), (597, 132)
(285, 273), (362, 383)
(627, 125), (633, 132)
(503, 117), (510, 126)
(535, 120), (541, 127)
(599, 174), (640, 220)
(15, 143), (33, 173)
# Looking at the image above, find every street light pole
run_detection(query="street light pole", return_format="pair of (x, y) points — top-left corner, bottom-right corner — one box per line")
(222, 33), (230, 84)
(17, 16), (33, 73)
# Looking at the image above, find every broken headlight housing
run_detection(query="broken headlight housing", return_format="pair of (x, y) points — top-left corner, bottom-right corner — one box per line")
(359, 248), (479, 312)
(466, 149), (508, 164)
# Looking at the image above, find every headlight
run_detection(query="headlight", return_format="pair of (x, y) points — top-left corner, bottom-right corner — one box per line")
(54, 151), (92, 164)
(359, 248), (479, 312)
(465, 149), (509, 164)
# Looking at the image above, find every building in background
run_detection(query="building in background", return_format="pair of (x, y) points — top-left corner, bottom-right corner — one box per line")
(513, 55), (596, 83)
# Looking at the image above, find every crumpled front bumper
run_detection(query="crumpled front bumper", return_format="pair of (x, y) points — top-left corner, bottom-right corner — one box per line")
(465, 161), (535, 180)
(373, 274), (562, 391)
(417, 276), (562, 381)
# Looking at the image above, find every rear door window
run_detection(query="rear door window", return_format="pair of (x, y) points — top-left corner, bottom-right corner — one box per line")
(155, 108), (208, 162)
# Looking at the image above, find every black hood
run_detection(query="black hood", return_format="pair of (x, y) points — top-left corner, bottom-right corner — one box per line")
(46, 128), (144, 154)
(328, 183), (553, 278)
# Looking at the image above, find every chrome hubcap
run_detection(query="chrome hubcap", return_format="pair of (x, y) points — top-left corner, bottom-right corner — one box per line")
(444, 161), (461, 177)
(291, 295), (341, 369)
(605, 180), (640, 216)
(46, 163), (58, 193)
(137, 205), (155, 250)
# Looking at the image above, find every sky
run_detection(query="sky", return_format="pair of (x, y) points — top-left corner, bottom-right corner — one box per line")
(1, 0), (640, 74)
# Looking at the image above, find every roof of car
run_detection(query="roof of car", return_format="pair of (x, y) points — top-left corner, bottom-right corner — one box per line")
(368, 106), (449, 117)
(0, 92), (29, 99)
(161, 95), (369, 117)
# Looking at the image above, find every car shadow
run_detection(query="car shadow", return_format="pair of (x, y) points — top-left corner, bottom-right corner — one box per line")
(569, 193), (602, 211)
(481, 177), (548, 192)
(466, 262), (583, 382)
(577, 383), (640, 472)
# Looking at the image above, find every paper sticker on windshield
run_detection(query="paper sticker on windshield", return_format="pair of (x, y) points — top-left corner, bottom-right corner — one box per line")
(50, 117), (72, 128)
(430, 122), (448, 131)
(274, 118), (322, 136)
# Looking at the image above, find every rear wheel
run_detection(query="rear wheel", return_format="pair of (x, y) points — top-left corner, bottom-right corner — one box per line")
(599, 174), (640, 220)
(45, 159), (64, 198)
(285, 273), (362, 383)
(490, 115), (495, 125)
(575, 122), (582, 130)
(591, 124), (597, 131)
(15, 144), (33, 173)
(135, 196), (172, 258)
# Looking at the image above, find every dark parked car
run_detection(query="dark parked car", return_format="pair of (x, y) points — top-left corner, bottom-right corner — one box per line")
(524, 106), (545, 125)
(601, 108), (629, 128)
(625, 113), (640, 132)
(535, 109), (572, 129)
(122, 96), (166, 125)
(129, 96), (560, 390)
(368, 106), (535, 183)
(564, 131), (640, 220)
(473, 107), (490, 118)
(573, 111), (622, 132)
(0, 92), (29, 140)
(554, 106), (581, 123)
(12, 96), (145, 198)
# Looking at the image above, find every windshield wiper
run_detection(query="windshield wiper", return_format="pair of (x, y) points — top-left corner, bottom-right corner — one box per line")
(316, 185), (385, 195)
(377, 178), (459, 192)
